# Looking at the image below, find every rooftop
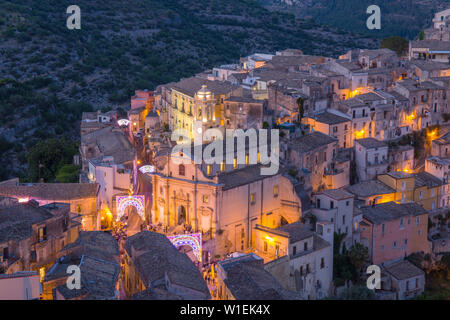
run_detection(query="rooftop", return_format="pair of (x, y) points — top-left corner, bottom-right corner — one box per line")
(313, 111), (350, 125)
(317, 188), (354, 201)
(384, 260), (425, 280)
(361, 202), (427, 225)
(61, 231), (120, 264)
(81, 126), (136, 165)
(125, 231), (209, 297)
(355, 138), (387, 149)
(218, 164), (282, 191)
(345, 180), (395, 198)
(414, 172), (443, 188)
(411, 60), (450, 71)
(288, 131), (337, 154)
(219, 254), (300, 300)
(410, 40), (450, 52)
(172, 77), (238, 97)
(0, 182), (99, 201)
(395, 79), (444, 91)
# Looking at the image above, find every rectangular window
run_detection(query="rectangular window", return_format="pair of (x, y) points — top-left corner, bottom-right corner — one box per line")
(293, 246), (296, 256)
(245, 154), (249, 165)
(273, 185), (279, 198)
(320, 257), (325, 269)
(381, 224), (385, 235)
(250, 193), (256, 205)
(207, 165), (212, 176)
(203, 195), (209, 204)
(304, 242), (308, 251)
(264, 241), (268, 252)
(2, 247), (9, 260)
(38, 227), (47, 242)
(233, 157), (238, 169)
(220, 162), (225, 172)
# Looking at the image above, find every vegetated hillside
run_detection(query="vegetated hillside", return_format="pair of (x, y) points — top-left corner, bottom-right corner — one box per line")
(260, 0), (450, 39)
(0, 0), (377, 181)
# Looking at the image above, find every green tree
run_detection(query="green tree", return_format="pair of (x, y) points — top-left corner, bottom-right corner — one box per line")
(297, 98), (305, 123)
(347, 243), (369, 279)
(27, 138), (78, 182)
(56, 164), (79, 183)
(418, 30), (425, 40)
(335, 285), (376, 300)
(380, 36), (409, 56)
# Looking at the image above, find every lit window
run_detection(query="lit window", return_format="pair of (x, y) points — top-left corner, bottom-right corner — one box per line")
(273, 185), (279, 198)
(179, 164), (185, 176)
(220, 162), (225, 172)
(203, 195), (209, 204)
(233, 157), (238, 169)
(207, 165), (212, 176)
(250, 193), (256, 205)
(245, 154), (249, 165)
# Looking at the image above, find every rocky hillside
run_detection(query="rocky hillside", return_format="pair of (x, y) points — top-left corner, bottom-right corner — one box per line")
(260, 0), (450, 39)
(0, 0), (378, 180)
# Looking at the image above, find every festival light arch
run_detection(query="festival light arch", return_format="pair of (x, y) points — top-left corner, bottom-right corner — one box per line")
(116, 195), (145, 221)
(117, 119), (130, 126)
(139, 165), (155, 174)
(168, 233), (202, 263)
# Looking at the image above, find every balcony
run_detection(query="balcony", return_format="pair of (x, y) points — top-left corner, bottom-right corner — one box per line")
(324, 167), (344, 176)
(367, 159), (388, 167)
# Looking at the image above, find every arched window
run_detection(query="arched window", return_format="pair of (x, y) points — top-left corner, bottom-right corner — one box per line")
(179, 164), (185, 176)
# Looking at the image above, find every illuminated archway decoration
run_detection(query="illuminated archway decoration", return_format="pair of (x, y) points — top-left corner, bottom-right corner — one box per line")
(139, 165), (155, 174)
(168, 233), (202, 263)
(116, 195), (145, 221)
(117, 119), (130, 126)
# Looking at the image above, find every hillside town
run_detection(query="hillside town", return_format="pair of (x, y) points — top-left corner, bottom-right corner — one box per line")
(1, 9), (450, 301)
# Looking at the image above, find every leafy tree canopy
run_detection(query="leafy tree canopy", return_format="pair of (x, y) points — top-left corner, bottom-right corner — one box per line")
(27, 138), (78, 182)
(380, 36), (409, 56)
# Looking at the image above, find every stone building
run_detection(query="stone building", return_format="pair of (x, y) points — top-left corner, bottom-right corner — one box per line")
(0, 182), (99, 231)
(0, 202), (80, 282)
(258, 221), (334, 300)
(282, 131), (340, 192)
(354, 138), (389, 181)
(43, 231), (120, 300)
(359, 201), (429, 265)
(124, 231), (210, 300)
(216, 253), (301, 300)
